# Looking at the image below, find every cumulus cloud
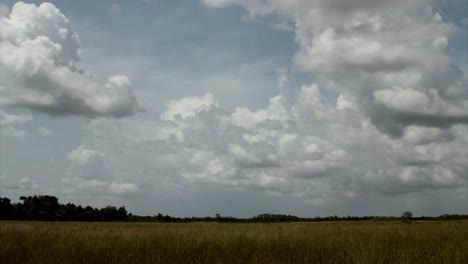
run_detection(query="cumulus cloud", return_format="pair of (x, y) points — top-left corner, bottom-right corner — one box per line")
(68, 145), (104, 166)
(85, 79), (467, 202)
(86, 90), (357, 196)
(192, 0), (468, 203)
(76, 0), (468, 203)
(401, 126), (453, 146)
(0, 2), (139, 117)
(161, 93), (218, 121)
(203, 0), (468, 136)
(2, 1), (464, 212)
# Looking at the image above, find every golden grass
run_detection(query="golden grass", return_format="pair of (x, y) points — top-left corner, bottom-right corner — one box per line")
(0, 220), (467, 263)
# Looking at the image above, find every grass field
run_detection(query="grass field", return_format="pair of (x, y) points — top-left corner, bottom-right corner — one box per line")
(0, 221), (467, 263)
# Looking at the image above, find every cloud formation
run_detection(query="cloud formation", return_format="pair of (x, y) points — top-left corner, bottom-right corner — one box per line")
(74, 0), (467, 204)
(0, 2), (139, 118)
(203, 0), (468, 137)
(1, 1), (465, 214)
(84, 82), (467, 204)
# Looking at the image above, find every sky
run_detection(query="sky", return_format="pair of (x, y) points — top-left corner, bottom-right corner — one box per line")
(0, 0), (467, 217)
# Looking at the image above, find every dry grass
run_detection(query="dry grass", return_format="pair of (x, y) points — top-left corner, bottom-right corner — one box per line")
(0, 220), (467, 263)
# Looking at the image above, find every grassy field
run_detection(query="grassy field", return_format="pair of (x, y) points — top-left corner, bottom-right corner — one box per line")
(0, 221), (467, 263)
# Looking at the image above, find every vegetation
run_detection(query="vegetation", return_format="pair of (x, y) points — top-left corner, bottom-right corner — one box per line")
(0, 196), (128, 222)
(2, 195), (467, 223)
(401, 211), (413, 223)
(0, 220), (467, 263)
(1, 195), (467, 263)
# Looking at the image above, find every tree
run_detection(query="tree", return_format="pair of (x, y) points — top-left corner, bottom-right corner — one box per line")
(117, 206), (128, 221)
(401, 211), (413, 223)
(20, 195), (60, 221)
(0, 197), (14, 219)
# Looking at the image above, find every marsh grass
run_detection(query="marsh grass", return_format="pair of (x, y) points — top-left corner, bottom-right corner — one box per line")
(0, 221), (467, 263)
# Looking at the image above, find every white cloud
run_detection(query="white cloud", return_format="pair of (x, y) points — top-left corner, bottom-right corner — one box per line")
(402, 126), (452, 145)
(90, 85), (457, 196)
(336, 95), (356, 110)
(82, 61), (468, 203)
(161, 93), (218, 121)
(294, 28), (426, 73)
(203, 0), (467, 135)
(432, 37), (448, 50)
(1, 1), (466, 214)
(374, 87), (431, 113)
(0, 2), (139, 117)
(86, 86), (360, 196)
(68, 145), (104, 166)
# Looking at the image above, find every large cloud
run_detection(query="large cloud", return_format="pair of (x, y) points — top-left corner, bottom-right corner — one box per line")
(0, 2), (139, 117)
(203, 0), (468, 137)
(84, 84), (467, 203)
(74, 0), (467, 205)
(2, 1), (464, 211)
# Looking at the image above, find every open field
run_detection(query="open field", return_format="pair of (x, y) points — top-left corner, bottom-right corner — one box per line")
(0, 221), (467, 263)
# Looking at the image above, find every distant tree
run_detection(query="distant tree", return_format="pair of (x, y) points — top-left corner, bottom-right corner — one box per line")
(401, 211), (413, 223)
(59, 203), (69, 220)
(83, 206), (96, 221)
(0, 197), (14, 219)
(117, 206), (128, 221)
(100, 206), (127, 221)
(157, 213), (163, 222)
(162, 215), (172, 222)
(20, 195), (60, 221)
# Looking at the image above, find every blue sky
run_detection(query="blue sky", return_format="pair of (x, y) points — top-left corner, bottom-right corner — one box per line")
(0, 0), (467, 217)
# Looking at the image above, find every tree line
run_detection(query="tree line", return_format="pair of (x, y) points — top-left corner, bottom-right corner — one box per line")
(1, 195), (467, 222)
(0, 196), (127, 222)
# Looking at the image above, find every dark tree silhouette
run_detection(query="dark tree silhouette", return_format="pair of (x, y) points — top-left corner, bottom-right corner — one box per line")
(0, 197), (15, 219)
(401, 211), (413, 223)
(1, 195), (467, 223)
(19, 195), (60, 221)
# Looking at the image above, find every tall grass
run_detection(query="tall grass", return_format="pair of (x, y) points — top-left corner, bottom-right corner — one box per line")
(0, 221), (467, 263)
